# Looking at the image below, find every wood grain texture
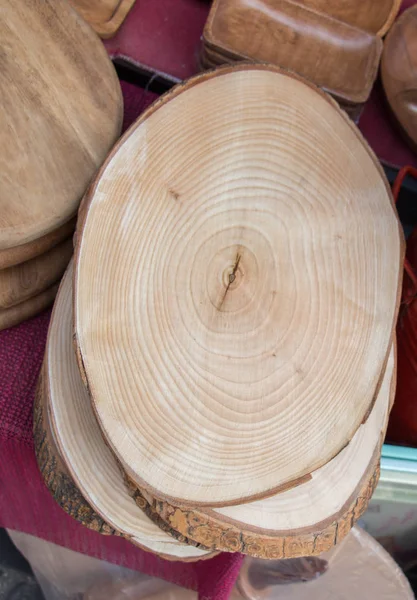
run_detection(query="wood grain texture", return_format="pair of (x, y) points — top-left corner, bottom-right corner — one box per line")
(0, 218), (76, 270)
(43, 262), (215, 561)
(0, 283), (59, 331)
(203, 0), (382, 105)
(74, 64), (403, 507)
(124, 344), (394, 557)
(381, 6), (417, 152)
(0, 238), (73, 309)
(0, 0), (122, 251)
(68, 0), (136, 38)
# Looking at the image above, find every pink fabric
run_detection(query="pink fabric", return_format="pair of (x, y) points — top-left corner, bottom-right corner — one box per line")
(0, 80), (243, 600)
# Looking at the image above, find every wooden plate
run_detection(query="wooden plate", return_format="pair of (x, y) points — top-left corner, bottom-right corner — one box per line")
(40, 262), (215, 561)
(0, 219), (76, 271)
(381, 6), (417, 153)
(126, 344), (394, 557)
(74, 64), (403, 507)
(0, 284), (59, 332)
(0, 238), (73, 309)
(0, 0), (122, 253)
(69, 0), (136, 39)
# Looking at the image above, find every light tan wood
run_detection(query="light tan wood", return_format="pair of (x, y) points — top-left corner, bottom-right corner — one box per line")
(0, 284), (59, 331)
(68, 0), (136, 39)
(42, 262), (215, 561)
(0, 0), (122, 252)
(0, 219), (76, 271)
(237, 527), (414, 600)
(126, 344), (394, 557)
(74, 64), (403, 507)
(0, 238), (73, 309)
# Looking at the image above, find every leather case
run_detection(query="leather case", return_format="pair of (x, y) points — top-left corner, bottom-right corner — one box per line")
(289, 0), (401, 37)
(203, 0), (383, 119)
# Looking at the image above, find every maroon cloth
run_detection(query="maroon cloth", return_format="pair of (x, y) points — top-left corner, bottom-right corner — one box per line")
(104, 0), (209, 81)
(0, 80), (243, 600)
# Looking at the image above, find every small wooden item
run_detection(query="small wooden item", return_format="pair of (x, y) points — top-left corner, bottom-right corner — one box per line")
(0, 0), (122, 254)
(237, 527), (414, 600)
(68, 0), (136, 39)
(38, 262), (215, 561)
(201, 0), (383, 120)
(0, 284), (59, 331)
(74, 65), (402, 507)
(0, 238), (73, 309)
(381, 6), (417, 153)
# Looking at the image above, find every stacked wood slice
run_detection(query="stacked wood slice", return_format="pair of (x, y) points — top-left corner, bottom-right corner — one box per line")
(36, 65), (404, 561)
(0, 0), (123, 330)
(199, 0), (402, 121)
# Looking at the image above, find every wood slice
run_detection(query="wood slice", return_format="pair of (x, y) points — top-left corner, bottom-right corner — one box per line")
(125, 343), (394, 557)
(0, 0), (122, 252)
(381, 6), (417, 153)
(74, 64), (403, 507)
(0, 284), (59, 331)
(0, 238), (73, 309)
(68, 0), (136, 39)
(41, 262), (215, 562)
(237, 527), (414, 600)
(0, 218), (76, 271)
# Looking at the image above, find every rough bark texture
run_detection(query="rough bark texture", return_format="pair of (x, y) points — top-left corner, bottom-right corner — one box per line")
(33, 371), (118, 536)
(125, 449), (380, 559)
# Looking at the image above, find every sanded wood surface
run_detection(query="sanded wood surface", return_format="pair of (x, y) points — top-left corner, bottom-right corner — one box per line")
(0, 238), (73, 309)
(42, 262), (215, 561)
(0, 284), (59, 331)
(68, 0), (136, 38)
(125, 344), (393, 557)
(0, 0), (122, 252)
(0, 218), (76, 270)
(74, 65), (402, 507)
(381, 6), (417, 152)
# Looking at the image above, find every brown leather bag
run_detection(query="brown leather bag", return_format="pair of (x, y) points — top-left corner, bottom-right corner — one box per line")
(202, 0), (384, 120)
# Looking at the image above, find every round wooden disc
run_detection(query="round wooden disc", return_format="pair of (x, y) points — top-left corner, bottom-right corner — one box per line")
(126, 343), (393, 557)
(74, 64), (403, 506)
(0, 237), (73, 309)
(237, 527), (414, 600)
(0, 219), (76, 271)
(0, 0), (122, 252)
(0, 283), (59, 332)
(43, 262), (214, 561)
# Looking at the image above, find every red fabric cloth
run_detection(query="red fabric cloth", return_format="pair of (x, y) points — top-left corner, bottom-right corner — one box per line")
(104, 0), (209, 81)
(0, 80), (243, 600)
